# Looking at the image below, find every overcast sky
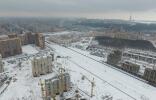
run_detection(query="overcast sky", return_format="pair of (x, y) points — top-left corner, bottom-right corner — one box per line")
(0, 0), (156, 20)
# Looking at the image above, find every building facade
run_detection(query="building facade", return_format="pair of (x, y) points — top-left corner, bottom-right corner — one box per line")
(18, 32), (45, 49)
(0, 32), (45, 58)
(44, 73), (71, 99)
(35, 33), (45, 49)
(0, 37), (22, 58)
(0, 54), (4, 73)
(123, 50), (156, 64)
(32, 55), (53, 77)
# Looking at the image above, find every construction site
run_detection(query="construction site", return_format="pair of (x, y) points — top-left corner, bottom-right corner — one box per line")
(1, 0), (156, 98)
(0, 31), (156, 100)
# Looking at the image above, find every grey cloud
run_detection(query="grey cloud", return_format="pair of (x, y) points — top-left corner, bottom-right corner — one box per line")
(0, 0), (156, 20)
(0, 0), (156, 13)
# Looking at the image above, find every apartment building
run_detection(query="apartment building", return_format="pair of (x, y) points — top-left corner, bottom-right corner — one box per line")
(32, 55), (53, 77)
(0, 36), (22, 58)
(0, 32), (45, 58)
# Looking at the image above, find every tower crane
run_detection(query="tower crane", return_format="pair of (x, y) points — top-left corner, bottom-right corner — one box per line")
(81, 74), (95, 98)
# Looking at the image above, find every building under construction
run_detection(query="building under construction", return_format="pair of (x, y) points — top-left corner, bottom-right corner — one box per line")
(35, 33), (45, 49)
(0, 54), (4, 73)
(143, 68), (156, 85)
(42, 72), (71, 100)
(121, 61), (140, 74)
(31, 55), (54, 77)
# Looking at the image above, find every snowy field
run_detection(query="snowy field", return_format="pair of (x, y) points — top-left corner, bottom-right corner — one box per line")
(0, 45), (53, 100)
(43, 31), (83, 36)
(22, 45), (39, 55)
(1, 41), (156, 100)
(49, 43), (156, 100)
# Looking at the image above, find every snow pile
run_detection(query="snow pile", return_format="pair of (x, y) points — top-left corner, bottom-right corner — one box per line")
(22, 45), (38, 55)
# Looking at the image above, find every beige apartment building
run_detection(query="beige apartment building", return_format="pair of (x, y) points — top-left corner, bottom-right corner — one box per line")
(0, 32), (45, 58)
(31, 55), (53, 77)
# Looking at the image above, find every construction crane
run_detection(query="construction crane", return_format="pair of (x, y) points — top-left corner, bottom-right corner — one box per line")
(81, 74), (95, 98)
(59, 67), (66, 99)
(39, 79), (45, 99)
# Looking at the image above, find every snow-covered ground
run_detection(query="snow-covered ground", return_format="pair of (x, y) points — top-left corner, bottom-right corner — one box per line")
(0, 45), (54, 100)
(43, 31), (84, 36)
(0, 44), (93, 100)
(72, 37), (93, 50)
(49, 43), (156, 100)
(1, 40), (156, 100)
(0, 59), (42, 100)
(22, 45), (39, 55)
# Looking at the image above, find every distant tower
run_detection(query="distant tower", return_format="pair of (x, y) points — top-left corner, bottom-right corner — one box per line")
(129, 15), (132, 21)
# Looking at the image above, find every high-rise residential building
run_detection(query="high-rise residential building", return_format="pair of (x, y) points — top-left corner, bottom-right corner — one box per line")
(0, 37), (22, 58)
(32, 55), (54, 77)
(0, 54), (4, 73)
(35, 33), (45, 49)
(0, 32), (45, 58)
(44, 72), (71, 99)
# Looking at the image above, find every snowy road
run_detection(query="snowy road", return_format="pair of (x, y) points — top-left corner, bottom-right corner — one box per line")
(49, 43), (156, 100)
